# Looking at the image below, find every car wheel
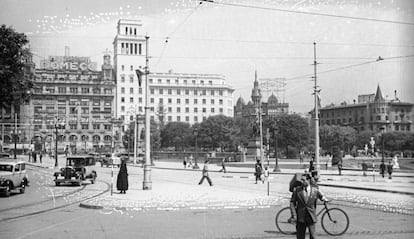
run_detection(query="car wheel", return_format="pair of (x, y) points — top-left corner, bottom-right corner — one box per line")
(55, 182), (60, 186)
(20, 184), (25, 193)
(4, 186), (11, 197)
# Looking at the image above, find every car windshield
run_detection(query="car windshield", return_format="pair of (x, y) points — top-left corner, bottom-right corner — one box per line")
(0, 165), (13, 172)
(68, 158), (85, 166)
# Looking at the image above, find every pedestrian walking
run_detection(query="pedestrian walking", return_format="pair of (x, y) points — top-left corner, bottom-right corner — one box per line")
(361, 159), (368, 176)
(39, 152), (43, 164)
(116, 160), (129, 194)
(188, 156), (193, 168)
(254, 158), (263, 184)
(387, 160), (393, 179)
(198, 160), (213, 186)
(183, 157), (187, 168)
(218, 157), (227, 173)
(380, 162), (386, 178)
(337, 157), (343, 176)
(308, 160), (317, 178)
(290, 173), (329, 239)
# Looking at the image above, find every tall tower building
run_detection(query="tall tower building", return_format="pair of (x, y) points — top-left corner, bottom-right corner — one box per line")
(113, 19), (147, 128)
(113, 19), (234, 131)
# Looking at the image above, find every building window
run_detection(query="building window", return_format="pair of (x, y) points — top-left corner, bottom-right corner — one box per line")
(185, 116), (189, 122)
(211, 99), (215, 104)
(150, 89), (154, 94)
(121, 97), (125, 103)
(219, 99), (223, 105)
(202, 99), (206, 104)
(121, 76), (125, 82)
(194, 99), (198, 104)
(81, 124), (89, 130)
(185, 107), (189, 113)
(194, 108), (198, 113)
(168, 89), (172, 94)
(150, 98), (154, 103)
(121, 106), (125, 112)
(58, 87), (66, 93)
(185, 89), (189, 95)
(168, 98), (172, 104)
(177, 116), (181, 121)
(168, 107), (172, 112)
(121, 87), (125, 94)
(177, 89), (181, 95)
(176, 107), (181, 113)
(202, 108), (206, 113)
(211, 108), (215, 113)
(130, 88), (134, 94)
(177, 98), (181, 104)
(130, 97), (134, 103)
(168, 116), (172, 121)
(211, 90), (215, 96)
(121, 65), (125, 71)
(130, 76), (134, 83)
(130, 65), (134, 71)
(185, 99), (189, 104)
(159, 89), (163, 94)
(194, 90), (198, 95)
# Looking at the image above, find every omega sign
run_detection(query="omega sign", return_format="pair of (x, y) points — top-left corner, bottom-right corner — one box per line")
(41, 61), (97, 71)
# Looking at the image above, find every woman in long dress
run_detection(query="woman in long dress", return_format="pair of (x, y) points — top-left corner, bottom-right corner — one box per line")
(117, 160), (129, 194)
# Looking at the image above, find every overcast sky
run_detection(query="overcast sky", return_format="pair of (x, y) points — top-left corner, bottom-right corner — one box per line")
(2, 0), (413, 114)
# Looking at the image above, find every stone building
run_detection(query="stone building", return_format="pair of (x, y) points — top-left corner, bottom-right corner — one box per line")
(319, 85), (413, 133)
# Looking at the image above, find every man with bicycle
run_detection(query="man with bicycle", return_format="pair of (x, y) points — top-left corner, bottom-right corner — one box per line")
(290, 173), (328, 239)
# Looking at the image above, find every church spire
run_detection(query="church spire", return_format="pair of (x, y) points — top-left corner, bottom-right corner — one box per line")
(251, 70), (261, 106)
(374, 84), (384, 102)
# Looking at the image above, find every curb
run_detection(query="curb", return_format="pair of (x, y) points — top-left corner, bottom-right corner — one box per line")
(318, 183), (414, 196)
(79, 203), (104, 210)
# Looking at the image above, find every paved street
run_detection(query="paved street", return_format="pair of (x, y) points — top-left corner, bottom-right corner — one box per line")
(1, 154), (413, 238)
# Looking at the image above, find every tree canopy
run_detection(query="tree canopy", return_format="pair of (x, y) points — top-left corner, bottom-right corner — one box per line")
(0, 25), (33, 108)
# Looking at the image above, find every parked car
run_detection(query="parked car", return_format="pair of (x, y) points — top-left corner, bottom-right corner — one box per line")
(0, 152), (10, 158)
(100, 153), (121, 167)
(0, 160), (29, 197)
(53, 155), (97, 186)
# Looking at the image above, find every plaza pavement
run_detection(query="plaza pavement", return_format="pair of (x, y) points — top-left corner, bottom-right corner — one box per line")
(14, 154), (414, 212)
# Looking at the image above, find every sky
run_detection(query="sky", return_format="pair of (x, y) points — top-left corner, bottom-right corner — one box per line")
(1, 0), (414, 114)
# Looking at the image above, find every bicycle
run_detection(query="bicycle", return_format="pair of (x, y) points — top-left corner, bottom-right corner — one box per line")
(275, 201), (349, 236)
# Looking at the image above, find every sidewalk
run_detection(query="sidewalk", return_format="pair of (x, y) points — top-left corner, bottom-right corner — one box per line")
(13, 154), (414, 211)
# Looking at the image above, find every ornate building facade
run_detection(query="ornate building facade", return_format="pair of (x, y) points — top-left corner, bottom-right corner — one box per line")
(234, 72), (289, 120)
(18, 51), (117, 154)
(319, 85), (413, 133)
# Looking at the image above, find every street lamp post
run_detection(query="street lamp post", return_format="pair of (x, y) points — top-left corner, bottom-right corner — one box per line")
(380, 126), (385, 164)
(13, 112), (18, 159)
(273, 130), (281, 172)
(193, 128), (199, 169)
(266, 129), (270, 167)
(55, 119), (65, 168)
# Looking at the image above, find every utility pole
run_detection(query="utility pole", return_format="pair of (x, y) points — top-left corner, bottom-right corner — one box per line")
(143, 35), (152, 190)
(133, 114), (137, 164)
(313, 42), (320, 176)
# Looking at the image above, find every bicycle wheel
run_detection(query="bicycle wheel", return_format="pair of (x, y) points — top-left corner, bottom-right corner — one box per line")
(275, 207), (296, 235)
(321, 208), (349, 236)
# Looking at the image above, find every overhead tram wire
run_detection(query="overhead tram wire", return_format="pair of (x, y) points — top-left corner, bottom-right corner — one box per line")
(199, 0), (414, 26)
(154, 1), (204, 67)
(285, 54), (414, 82)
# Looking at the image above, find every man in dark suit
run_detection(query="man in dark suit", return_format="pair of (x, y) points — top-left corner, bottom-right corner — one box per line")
(290, 173), (328, 239)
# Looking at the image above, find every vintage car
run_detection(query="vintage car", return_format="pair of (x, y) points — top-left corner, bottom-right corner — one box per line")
(0, 152), (10, 158)
(53, 155), (97, 186)
(0, 160), (29, 197)
(100, 153), (121, 167)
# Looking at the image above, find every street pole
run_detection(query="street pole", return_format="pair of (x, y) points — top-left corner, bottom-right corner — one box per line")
(193, 129), (199, 169)
(14, 112), (17, 159)
(313, 42), (320, 177)
(273, 130), (281, 172)
(143, 35), (152, 190)
(55, 122), (58, 167)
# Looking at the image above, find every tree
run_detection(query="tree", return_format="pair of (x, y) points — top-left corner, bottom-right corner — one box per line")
(160, 122), (192, 150)
(0, 25), (33, 108)
(319, 125), (357, 153)
(198, 115), (234, 151)
(264, 114), (309, 158)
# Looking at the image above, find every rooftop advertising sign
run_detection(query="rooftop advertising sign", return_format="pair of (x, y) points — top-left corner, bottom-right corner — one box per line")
(40, 58), (97, 71)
